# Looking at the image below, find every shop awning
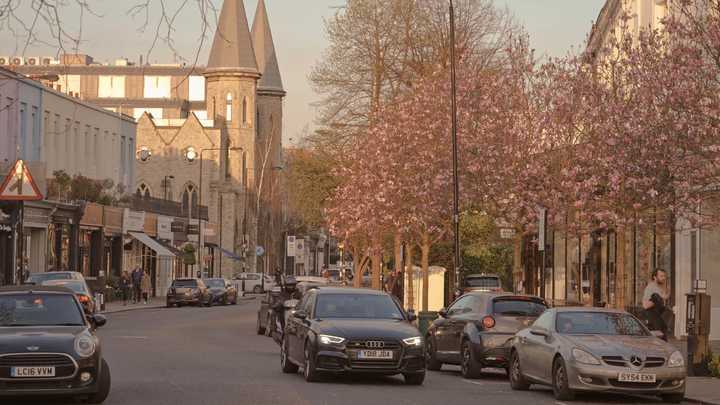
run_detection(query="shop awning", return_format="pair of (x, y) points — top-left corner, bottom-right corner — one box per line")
(219, 247), (242, 261)
(129, 232), (177, 257)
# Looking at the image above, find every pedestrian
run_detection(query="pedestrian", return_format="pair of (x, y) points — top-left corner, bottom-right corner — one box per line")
(131, 266), (143, 304)
(642, 268), (671, 340)
(140, 270), (152, 305)
(120, 271), (132, 306)
(389, 269), (403, 301)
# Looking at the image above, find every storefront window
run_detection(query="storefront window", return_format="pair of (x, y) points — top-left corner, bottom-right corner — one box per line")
(79, 230), (92, 277)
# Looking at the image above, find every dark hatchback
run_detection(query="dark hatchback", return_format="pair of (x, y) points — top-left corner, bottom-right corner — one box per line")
(280, 287), (425, 385)
(426, 292), (547, 378)
(166, 278), (212, 307)
(0, 285), (110, 403)
(203, 278), (238, 306)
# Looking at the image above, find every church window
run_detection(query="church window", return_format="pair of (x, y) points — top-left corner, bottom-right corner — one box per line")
(242, 97), (248, 124)
(136, 183), (151, 199)
(182, 183), (198, 217)
(226, 93), (232, 122)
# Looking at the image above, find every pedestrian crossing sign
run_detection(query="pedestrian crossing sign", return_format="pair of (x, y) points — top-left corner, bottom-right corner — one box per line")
(0, 160), (43, 201)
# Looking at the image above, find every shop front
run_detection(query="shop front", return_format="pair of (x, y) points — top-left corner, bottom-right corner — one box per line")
(0, 203), (16, 285)
(47, 203), (81, 272)
(103, 207), (124, 279)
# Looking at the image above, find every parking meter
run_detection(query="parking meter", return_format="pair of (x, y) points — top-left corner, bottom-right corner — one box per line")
(686, 290), (711, 375)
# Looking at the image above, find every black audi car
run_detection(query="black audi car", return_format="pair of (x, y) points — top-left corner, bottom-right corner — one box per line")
(0, 285), (110, 403)
(280, 287), (425, 385)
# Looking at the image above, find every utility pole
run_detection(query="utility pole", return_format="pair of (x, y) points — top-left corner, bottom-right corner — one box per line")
(450, 0), (462, 297)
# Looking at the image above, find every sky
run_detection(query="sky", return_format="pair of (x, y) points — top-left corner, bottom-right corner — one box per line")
(0, 0), (606, 145)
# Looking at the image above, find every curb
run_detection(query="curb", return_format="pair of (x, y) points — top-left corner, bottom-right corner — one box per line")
(100, 296), (256, 315)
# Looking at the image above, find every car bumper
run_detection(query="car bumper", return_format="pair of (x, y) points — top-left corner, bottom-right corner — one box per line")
(166, 295), (201, 304)
(471, 333), (515, 367)
(0, 356), (101, 397)
(567, 363), (686, 395)
(313, 347), (425, 375)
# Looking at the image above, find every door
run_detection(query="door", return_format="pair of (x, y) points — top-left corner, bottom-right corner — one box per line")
(446, 296), (480, 363)
(290, 292), (315, 362)
(521, 311), (554, 381)
(436, 295), (473, 360)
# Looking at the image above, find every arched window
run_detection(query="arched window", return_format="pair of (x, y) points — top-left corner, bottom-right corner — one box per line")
(182, 183), (198, 217)
(136, 183), (151, 199)
(242, 97), (248, 124)
(225, 93), (232, 122)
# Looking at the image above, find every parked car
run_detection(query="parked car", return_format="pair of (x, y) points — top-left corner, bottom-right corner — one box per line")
(257, 286), (283, 336)
(26, 271), (85, 285)
(166, 278), (212, 307)
(0, 285), (110, 403)
(233, 272), (275, 294)
(41, 279), (96, 315)
(509, 307), (686, 403)
(426, 292), (547, 378)
(462, 273), (503, 293)
(280, 287), (425, 385)
(203, 278), (238, 305)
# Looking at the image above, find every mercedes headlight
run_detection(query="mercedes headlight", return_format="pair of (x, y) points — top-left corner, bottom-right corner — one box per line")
(668, 351), (685, 368)
(403, 336), (422, 347)
(319, 334), (345, 345)
(75, 334), (97, 358)
(572, 348), (600, 365)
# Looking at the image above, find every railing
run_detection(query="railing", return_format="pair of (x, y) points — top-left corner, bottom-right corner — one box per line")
(128, 195), (208, 220)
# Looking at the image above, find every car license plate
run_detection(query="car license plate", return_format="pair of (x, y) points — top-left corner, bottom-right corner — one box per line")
(618, 372), (656, 383)
(358, 350), (393, 360)
(11, 366), (55, 378)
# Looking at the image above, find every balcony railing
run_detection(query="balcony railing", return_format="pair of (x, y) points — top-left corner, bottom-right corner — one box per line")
(128, 195), (208, 220)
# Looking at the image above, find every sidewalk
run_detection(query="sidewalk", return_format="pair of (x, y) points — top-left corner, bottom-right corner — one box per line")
(100, 294), (258, 314)
(686, 377), (720, 405)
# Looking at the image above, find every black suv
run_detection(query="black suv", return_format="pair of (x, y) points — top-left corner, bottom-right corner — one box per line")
(0, 285), (110, 403)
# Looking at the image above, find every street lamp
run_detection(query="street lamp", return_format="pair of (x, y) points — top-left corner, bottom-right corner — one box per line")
(449, 0), (462, 297)
(163, 175), (175, 200)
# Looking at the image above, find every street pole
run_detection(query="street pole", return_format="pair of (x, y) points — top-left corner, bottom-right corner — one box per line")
(449, 0), (462, 297)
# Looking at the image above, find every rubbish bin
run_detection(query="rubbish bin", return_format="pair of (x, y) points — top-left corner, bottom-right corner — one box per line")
(418, 311), (438, 335)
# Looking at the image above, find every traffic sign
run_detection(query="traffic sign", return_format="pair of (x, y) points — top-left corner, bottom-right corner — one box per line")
(256, 246), (265, 257)
(0, 160), (43, 201)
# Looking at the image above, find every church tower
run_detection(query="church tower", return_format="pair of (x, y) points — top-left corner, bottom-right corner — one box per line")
(204, 0), (260, 273)
(252, 0), (285, 274)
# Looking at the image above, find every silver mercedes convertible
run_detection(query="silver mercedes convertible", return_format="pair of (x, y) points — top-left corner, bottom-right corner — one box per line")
(508, 307), (686, 403)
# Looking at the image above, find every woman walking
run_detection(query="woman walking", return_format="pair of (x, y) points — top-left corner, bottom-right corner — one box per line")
(140, 270), (152, 305)
(120, 271), (132, 306)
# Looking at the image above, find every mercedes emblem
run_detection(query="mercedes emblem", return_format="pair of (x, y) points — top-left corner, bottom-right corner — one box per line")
(630, 355), (643, 367)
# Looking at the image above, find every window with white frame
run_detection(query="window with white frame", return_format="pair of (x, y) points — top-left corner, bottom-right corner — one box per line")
(188, 76), (205, 101)
(136, 183), (151, 199)
(98, 76), (125, 98)
(144, 76), (171, 98)
(226, 93), (232, 122)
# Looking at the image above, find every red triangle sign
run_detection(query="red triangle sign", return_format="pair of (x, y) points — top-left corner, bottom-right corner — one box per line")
(0, 160), (43, 201)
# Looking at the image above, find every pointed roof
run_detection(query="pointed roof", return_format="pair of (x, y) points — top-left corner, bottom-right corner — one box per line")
(251, 0), (285, 94)
(206, 0), (258, 74)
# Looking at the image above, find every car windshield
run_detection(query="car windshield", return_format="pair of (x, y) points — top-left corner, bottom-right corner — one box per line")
(465, 276), (500, 288)
(0, 294), (85, 327)
(204, 279), (225, 288)
(41, 280), (87, 294)
(493, 298), (546, 317)
(315, 294), (404, 320)
(27, 273), (73, 283)
(172, 280), (197, 288)
(556, 312), (649, 336)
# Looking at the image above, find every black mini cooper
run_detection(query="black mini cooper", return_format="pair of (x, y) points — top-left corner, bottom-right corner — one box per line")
(0, 285), (110, 403)
(280, 287), (425, 384)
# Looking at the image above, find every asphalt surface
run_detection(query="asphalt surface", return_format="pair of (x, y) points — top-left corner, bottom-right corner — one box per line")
(14, 301), (693, 405)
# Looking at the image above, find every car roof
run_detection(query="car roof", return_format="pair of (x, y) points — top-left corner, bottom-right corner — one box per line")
(0, 285), (77, 294)
(314, 287), (386, 295)
(174, 278), (200, 281)
(553, 306), (628, 314)
(464, 291), (544, 300)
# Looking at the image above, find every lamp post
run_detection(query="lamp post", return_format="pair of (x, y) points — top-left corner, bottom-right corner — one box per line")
(449, 0), (462, 297)
(163, 175), (174, 200)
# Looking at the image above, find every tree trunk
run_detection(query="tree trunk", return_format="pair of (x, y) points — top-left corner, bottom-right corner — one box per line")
(421, 231), (430, 312)
(616, 226), (626, 309)
(405, 244), (414, 311)
(353, 247), (364, 288)
(513, 234), (523, 294)
(372, 250), (382, 290)
(394, 232), (402, 273)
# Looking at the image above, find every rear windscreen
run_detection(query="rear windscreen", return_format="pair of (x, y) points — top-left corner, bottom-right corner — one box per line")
(172, 280), (198, 288)
(492, 298), (546, 317)
(465, 276), (501, 288)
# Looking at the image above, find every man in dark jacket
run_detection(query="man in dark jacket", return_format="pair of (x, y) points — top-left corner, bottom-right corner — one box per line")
(131, 267), (143, 304)
(643, 269), (671, 340)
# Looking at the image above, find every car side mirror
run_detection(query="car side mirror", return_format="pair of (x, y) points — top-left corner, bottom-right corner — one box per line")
(438, 308), (448, 318)
(530, 328), (548, 337)
(91, 314), (107, 328)
(293, 310), (308, 320)
(407, 310), (417, 322)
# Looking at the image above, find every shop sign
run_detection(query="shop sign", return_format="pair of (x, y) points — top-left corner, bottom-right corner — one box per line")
(295, 239), (305, 264)
(122, 209), (145, 233)
(187, 224), (200, 235)
(171, 221), (185, 233)
(500, 228), (515, 239)
(287, 236), (296, 257)
(157, 216), (173, 242)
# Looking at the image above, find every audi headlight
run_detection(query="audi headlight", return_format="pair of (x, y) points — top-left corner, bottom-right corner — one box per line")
(75, 334), (96, 358)
(319, 335), (345, 345)
(572, 348), (600, 365)
(403, 336), (422, 347)
(668, 351), (685, 368)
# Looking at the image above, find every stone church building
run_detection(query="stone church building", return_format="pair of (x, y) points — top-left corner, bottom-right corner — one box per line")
(135, 0), (285, 276)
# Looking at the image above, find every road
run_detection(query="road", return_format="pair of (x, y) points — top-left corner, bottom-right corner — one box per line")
(16, 300), (691, 405)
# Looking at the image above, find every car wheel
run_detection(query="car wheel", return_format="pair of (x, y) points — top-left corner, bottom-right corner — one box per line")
(177, 303), (184, 308)
(253, 285), (263, 294)
(85, 358), (111, 404)
(460, 340), (483, 379)
(403, 372), (425, 385)
(281, 337), (299, 374)
(223, 296), (229, 305)
(303, 342), (320, 382)
(204, 297), (212, 307)
(425, 335), (442, 371)
(166, 301), (174, 308)
(509, 350), (531, 391)
(661, 393), (685, 403)
(256, 316), (266, 335)
(552, 357), (575, 401)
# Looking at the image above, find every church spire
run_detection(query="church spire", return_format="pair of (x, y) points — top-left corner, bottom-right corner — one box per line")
(206, 0), (258, 74)
(251, 0), (284, 94)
